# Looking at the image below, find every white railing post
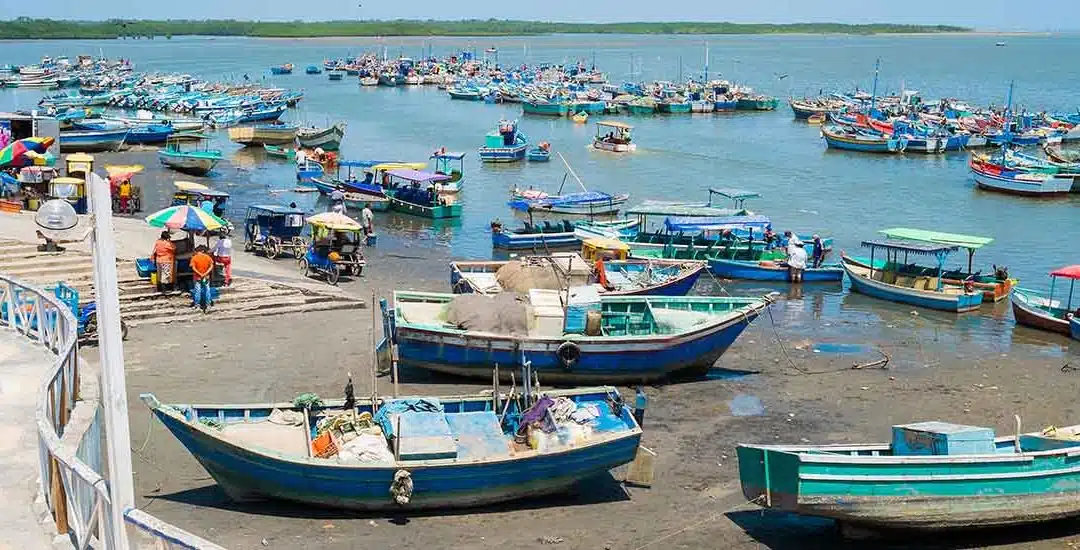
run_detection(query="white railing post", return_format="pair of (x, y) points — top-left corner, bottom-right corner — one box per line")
(87, 171), (135, 550)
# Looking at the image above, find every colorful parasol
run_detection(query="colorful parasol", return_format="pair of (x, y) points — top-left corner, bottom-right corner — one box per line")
(307, 211), (363, 231)
(0, 136), (56, 168)
(145, 205), (226, 232)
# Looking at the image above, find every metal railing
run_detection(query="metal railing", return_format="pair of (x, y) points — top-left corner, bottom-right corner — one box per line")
(2, 273), (225, 549)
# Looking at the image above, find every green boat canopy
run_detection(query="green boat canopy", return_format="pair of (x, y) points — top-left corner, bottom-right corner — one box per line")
(878, 227), (994, 250)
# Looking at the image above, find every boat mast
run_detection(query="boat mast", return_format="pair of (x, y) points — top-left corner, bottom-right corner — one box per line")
(704, 42), (709, 83)
(870, 58), (880, 111)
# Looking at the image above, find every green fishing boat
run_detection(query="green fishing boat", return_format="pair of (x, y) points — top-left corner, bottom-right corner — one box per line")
(263, 144), (296, 160)
(739, 420), (1080, 536)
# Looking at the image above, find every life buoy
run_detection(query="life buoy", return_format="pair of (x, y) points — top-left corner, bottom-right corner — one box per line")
(556, 341), (580, 369)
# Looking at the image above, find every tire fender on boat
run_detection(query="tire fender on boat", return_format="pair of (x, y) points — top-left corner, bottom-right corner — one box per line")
(390, 469), (413, 505)
(556, 341), (580, 369)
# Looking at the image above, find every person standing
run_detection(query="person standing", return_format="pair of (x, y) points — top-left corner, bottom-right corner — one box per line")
(811, 234), (826, 269)
(361, 202), (374, 236)
(151, 231), (176, 293)
(212, 230), (233, 286)
(189, 245), (215, 309)
(118, 178), (132, 214)
(329, 188), (345, 214)
(788, 241), (808, 283)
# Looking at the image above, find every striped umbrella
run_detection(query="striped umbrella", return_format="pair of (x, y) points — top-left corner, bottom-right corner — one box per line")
(0, 136), (56, 167)
(144, 205), (226, 232)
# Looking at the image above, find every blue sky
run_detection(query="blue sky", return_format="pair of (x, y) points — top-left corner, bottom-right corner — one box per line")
(0, 0), (1064, 31)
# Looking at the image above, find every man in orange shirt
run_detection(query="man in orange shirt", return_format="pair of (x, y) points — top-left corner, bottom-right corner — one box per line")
(189, 245), (215, 310)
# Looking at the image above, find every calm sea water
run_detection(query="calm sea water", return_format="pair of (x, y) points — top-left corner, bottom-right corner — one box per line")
(3, 34), (1079, 358)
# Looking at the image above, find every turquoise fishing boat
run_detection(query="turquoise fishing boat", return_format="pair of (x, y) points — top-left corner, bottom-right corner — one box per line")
(384, 290), (769, 384)
(841, 239), (983, 313)
(478, 119), (527, 163)
(157, 134), (222, 176)
(386, 169), (462, 219)
(522, 100), (568, 117)
(738, 420), (1080, 535)
(141, 382), (642, 511)
(1011, 265), (1080, 335)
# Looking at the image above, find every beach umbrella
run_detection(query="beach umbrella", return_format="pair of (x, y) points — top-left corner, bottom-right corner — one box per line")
(145, 205), (226, 232)
(307, 211), (362, 231)
(0, 136), (56, 167)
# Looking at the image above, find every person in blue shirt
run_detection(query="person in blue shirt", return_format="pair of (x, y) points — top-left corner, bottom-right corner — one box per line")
(811, 234), (826, 269)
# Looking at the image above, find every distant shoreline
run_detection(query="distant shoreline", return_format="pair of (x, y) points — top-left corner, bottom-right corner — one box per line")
(0, 19), (974, 40)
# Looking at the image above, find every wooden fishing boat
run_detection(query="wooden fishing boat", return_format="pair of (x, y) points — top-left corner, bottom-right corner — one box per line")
(657, 100), (691, 114)
(157, 134), (223, 176)
(429, 151), (466, 194)
(386, 290), (769, 383)
(140, 384), (642, 511)
(739, 420), (1080, 535)
(269, 64), (293, 75)
(736, 95), (779, 111)
(490, 219), (582, 250)
(789, 98), (834, 120)
(876, 227), (1015, 303)
(305, 65), (322, 75)
(807, 113), (826, 125)
(592, 121), (636, 153)
(450, 253), (704, 297)
(572, 112), (589, 124)
(59, 128), (129, 152)
(359, 76), (378, 86)
(841, 240), (983, 313)
(297, 122), (347, 151)
(124, 124), (174, 145)
(479, 120), (527, 163)
(522, 100), (568, 117)
(526, 147), (551, 162)
(511, 191), (630, 216)
(969, 154), (1078, 196)
(386, 169), (462, 219)
(263, 144), (296, 160)
(707, 257), (843, 282)
(228, 123), (298, 146)
(307, 177), (390, 211)
(821, 124), (904, 154)
(1010, 265), (1080, 335)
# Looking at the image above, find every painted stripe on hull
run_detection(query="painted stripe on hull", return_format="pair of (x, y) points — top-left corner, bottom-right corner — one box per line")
(972, 171), (1075, 195)
(491, 231), (579, 249)
(1010, 293), (1072, 335)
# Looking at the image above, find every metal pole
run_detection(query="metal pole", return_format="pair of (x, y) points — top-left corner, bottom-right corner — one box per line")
(87, 171), (134, 550)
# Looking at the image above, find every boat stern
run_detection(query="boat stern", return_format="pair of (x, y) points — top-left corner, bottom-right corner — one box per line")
(736, 444), (802, 510)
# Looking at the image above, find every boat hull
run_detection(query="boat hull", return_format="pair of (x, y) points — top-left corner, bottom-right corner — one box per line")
(822, 130), (900, 153)
(708, 257), (844, 282)
(592, 140), (636, 153)
(157, 151), (221, 176)
(59, 129), (129, 152)
(392, 295), (768, 384)
(1072, 318), (1080, 341)
(389, 198), (462, 219)
(971, 168), (1076, 196)
(522, 102), (568, 116)
(1010, 289), (1072, 335)
(145, 391), (641, 512)
(491, 230), (579, 250)
(297, 123), (346, 151)
(842, 256), (983, 313)
(228, 125), (298, 146)
(450, 260), (703, 297)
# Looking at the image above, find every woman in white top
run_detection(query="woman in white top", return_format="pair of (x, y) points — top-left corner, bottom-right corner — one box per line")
(212, 230), (233, 286)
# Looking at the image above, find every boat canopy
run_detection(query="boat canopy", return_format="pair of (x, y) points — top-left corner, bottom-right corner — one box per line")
(596, 121), (632, 129)
(860, 239), (959, 255)
(877, 227), (994, 250)
(625, 201), (743, 218)
(431, 151), (467, 160)
(708, 188), (762, 201)
(1050, 265), (1080, 280)
(387, 169), (451, 183)
(664, 214), (771, 233)
(370, 162), (426, 172)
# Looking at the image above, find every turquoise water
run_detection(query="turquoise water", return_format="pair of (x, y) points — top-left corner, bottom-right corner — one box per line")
(3, 34), (1080, 356)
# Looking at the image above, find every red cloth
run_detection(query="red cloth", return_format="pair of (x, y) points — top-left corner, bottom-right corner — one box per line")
(1050, 265), (1080, 280)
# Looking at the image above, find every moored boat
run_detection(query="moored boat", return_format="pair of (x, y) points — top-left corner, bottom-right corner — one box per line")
(522, 100), (568, 117)
(124, 124), (174, 145)
(157, 134), (223, 176)
(141, 383), (642, 511)
(263, 144), (296, 160)
(386, 169), (462, 219)
(738, 420), (1080, 534)
(708, 257), (843, 282)
(1010, 265), (1080, 335)
(821, 124), (905, 154)
(841, 239), (983, 313)
(386, 290), (770, 383)
(297, 122), (347, 151)
(228, 123), (298, 146)
(875, 227), (1014, 303)
(59, 128), (129, 152)
(592, 121), (636, 153)
(478, 119), (527, 163)
(270, 64), (294, 75)
(969, 153), (1078, 196)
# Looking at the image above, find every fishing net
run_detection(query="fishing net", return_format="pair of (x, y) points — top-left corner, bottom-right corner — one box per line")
(495, 255), (591, 294)
(445, 293), (531, 335)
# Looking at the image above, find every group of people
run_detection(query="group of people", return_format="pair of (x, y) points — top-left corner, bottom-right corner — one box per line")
(150, 228), (233, 309)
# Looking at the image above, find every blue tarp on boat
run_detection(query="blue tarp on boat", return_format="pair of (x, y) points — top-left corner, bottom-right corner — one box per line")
(664, 214), (772, 233)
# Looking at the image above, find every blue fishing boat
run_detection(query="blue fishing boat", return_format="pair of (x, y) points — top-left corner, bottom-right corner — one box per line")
(510, 190), (630, 216)
(307, 177), (390, 211)
(821, 124), (905, 153)
(522, 100), (568, 117)
(526, 145), (551, 162)
(269, 64), (294, 75)
(59, 128), (129, 152)
(491, 219), (581, 250)
(305, 65), (322, 75)
(707, 257), (843, 282)
(385, 290), (770, 383)
(841, 240), (983, 313)
(738, 420), (1080, 535)
(141, 382), (642, 511)
(124, 123), (174, 145)
(478, 119), (527, 163)
(1072, 317), (1080, 340)
(446, 86), (481, 100)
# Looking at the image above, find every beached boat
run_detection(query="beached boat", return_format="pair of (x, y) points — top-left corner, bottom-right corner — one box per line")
(1011, 265), (1080, 335)
(157, 134), (223, 176)
(450, 253), (704, 297)
(263, 144), (296, 160)
(141, 384), (642, 511)
(228, 123), (298, 146)
(386, 169), (462, 219)
(478, 119), (527, 163)
(386, 290), (769, 383)
(59, 128), (129, 152)
(738, 420), (1080, 535)
(297, 122), (347, 151)
(841, 240), (983, 313)
(592, 121), (636, 153)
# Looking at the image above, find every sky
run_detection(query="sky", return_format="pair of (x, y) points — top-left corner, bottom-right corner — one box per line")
(0, 0), (1068, 32)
